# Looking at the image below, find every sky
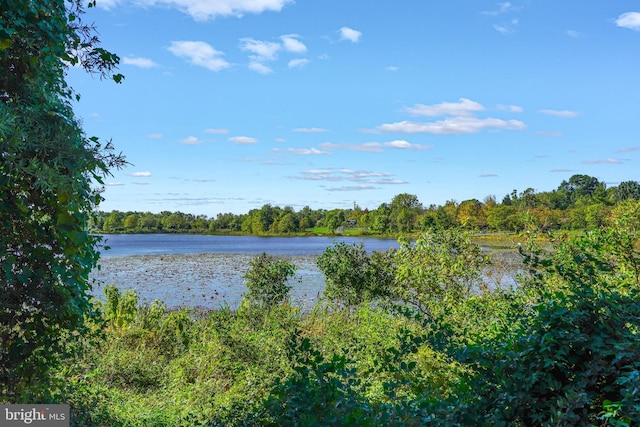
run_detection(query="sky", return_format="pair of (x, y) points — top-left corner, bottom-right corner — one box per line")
(67, 1), (640, 216)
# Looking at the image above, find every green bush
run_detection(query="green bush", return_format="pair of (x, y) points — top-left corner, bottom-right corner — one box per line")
(317, 242), (395, 306)
(243, 252), (296, 310)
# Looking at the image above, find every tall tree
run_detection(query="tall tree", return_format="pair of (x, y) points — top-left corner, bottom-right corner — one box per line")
(0, 0), (125, 398)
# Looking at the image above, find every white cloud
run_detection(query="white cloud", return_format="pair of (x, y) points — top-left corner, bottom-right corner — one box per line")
(182, 136), (202, 144)
(480, 174), (499, 178)
(272, 148), (329, 155)
(339, 27), (362, 43)
(566, 30), (580, 38)
(384, 140), (433, 150)
(248, 61), (273, 74)
(320, 140), (432, 152)
(240, 38), (281, 61)
(229, 136), (258, 144)
(405, 98), (485, 117)
(327, 185), (378, 192)
(288, 58), (310, 68)
(497, 104), (523, 113)
(539, 109), (580, 118)
(99, 0), (294, 21)
(385, 66), (399, 71)
(298, 168), (405, 185)
(123, 56), (158, 68)
(320, 142), (383, 152)
(615, 12), (640, 31)
(618, 147), (639, 153)
(583, 159), (623, 165)
(482, 2), (514, 15)
(293, 127), (329, 133)
(493, 19), (519, 34)
(105, 181), (125, 186)
(167, 41), (230, 71)
(280, 35), (307, 53)
(377, 117), (525, 134)
(205, 128), (229, 134)
(129, 171), (152, 177)
(148, 133), (163, 139)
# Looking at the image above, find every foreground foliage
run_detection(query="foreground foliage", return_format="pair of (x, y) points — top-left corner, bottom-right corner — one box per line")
(0, 0), (124, 399)
(30, 227), (637, 425)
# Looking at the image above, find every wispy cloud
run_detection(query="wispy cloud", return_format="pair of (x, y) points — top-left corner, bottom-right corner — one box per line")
(497, 104), (523, 113)
(583, 159), (623, 165)
(482, 2), (514, 16)
(296, 168), (407, 187)
(385, 66), (399, 72)
(98, 0), (294, 21)
(405, 98), (485, 117)
(182, 136), (203, 145)
(148, 133), (163, 139)
(229, 136), (258, 144)
(288, 58), (310, 68)
(327, 185), (378, 192)
(480, 174), (499, 177)
(539, 109), (580, 118)
(168, 41), (230, 71)
(249, 61), (273, 74)
(493, 19), (519, 34)
(272, 147), (329, 155)
(240, 38), (281, 61)
(280, 34), (307, 53)
(320, 140), (433, 152)
(377, 117), (525, 135)
(566, 30), (580, 38)
(129, 171), (152, 177)
(205, 128), (229, 134)
(123, 56), (158, 68)
(618, 147), (638, 153)
(105, 181), (125, 186)
(320, 142), (383, 152)
(339, 27), (362, 43)
(615, 12), (640, 31)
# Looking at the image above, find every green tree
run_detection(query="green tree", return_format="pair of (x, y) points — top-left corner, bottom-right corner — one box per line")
(0, 0), (124, 398)
(615, 180), (640, 202)
(317, 242), (395, 306)
(243, 253), (297, 309)
(123, 213), (139, 230)
(389, 193), (422, 233)
(370, 203), (391, 234)
(393, 229), (490, 317)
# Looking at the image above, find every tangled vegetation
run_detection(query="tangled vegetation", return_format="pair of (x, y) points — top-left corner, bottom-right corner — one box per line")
(5, 227), (635, 426)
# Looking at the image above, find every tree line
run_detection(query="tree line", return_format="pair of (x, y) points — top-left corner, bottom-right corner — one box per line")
(95, 174), (640, 235)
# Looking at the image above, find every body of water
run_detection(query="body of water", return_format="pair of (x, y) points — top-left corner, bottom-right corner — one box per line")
(91, 234), (520, 310)
(96, 234), (401, 258)
(92, 234), (400, 309)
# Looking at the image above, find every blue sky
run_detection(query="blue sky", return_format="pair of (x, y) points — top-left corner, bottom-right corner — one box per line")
(68, 1), (640, 215)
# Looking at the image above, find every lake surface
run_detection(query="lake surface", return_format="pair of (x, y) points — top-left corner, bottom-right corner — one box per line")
(91, 234), (520, 310)
(97, 234), (401, 258)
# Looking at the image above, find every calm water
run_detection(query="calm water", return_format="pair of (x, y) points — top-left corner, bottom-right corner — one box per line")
(92, 234), (520, 309)
(97, 234), (401, 258)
